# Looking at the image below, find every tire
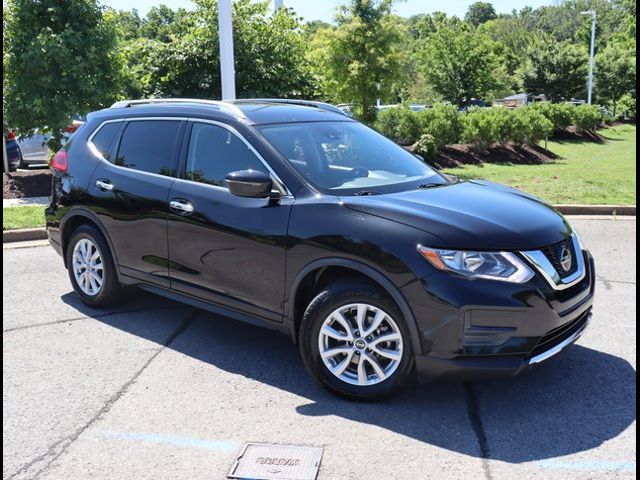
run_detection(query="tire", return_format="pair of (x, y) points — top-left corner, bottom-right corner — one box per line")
(299, 280), (415, 400)
(65, 224), (123, 308)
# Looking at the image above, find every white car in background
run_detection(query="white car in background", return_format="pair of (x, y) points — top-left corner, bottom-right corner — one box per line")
(15, 120), (83, 168)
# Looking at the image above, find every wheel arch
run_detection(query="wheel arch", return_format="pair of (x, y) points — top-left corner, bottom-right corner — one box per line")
(60, 209), (118, 270)
(286, 258), (423, 355)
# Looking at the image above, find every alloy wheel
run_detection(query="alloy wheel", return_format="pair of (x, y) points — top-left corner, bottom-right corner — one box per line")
(318, 303), (403, 386)
(72, 238), (104, 296)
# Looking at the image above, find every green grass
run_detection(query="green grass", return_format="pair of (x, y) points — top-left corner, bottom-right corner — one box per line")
(3, 206), (46, 230)
(444, 124), (636, 205)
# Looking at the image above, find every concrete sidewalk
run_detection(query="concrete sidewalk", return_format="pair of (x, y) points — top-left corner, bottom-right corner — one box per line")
(3, 196), (49, 207)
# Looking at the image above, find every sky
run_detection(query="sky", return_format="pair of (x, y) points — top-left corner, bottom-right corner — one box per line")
(101, 0), (554, 21)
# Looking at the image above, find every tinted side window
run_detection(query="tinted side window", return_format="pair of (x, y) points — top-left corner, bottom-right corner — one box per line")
(90, 121), (122, 161)
(115, 120), (181, 175)
(185, 123), (268, 187)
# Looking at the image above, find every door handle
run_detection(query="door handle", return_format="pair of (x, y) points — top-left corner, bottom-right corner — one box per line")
(95, 179), (114, 191)
(169, 199), (194, 215)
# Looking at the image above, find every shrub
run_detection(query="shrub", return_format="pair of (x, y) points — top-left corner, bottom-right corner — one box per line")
(572, 104), (603, 132)
(514, 108), (554, 145)
(374, 107), (421, 145)
(461, 108), (498, 151)
(413, 134), (438, 163)
(618, 94), (636, 121)
(417, 104), (462, 148)
(530, 102), (575, 131)
(460, 106), (554, 149)
(487, 107), (515, 144)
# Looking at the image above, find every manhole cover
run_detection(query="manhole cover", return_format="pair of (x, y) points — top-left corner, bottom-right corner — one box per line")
(228, 443), (323, 480)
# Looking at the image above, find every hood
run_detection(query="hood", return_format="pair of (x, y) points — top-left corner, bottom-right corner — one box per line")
(342, 180), (571, 250)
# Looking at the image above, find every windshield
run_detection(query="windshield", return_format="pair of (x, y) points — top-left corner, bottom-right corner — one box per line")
(259, 122), (446, 194)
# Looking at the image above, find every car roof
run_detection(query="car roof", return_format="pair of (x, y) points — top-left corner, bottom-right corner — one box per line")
(90, 99), (353, 126)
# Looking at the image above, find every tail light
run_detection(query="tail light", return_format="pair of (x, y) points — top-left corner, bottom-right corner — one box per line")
(66, 120), (84, 134)
(50, 150), (68, 172)
(6, 130), (16, 140)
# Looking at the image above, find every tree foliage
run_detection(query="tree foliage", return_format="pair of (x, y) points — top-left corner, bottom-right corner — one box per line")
(465, 2), (498, 27)
(596, 40), (636, 114)
(416, 26), (505, 106)
(3, 0), (636, 141)
(4, 0), (124, 147)
(520, 36), (588, 102)
(116, 0), (315, 100)
(307, 0), (406, 122)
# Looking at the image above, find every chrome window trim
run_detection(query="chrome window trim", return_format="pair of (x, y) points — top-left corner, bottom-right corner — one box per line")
(520, 234), (587, 291)
(86, 116), (293, 198)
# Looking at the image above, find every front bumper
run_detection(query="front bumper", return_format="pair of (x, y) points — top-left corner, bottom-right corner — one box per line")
(414, 309), (591, 379)
(405, 250), (595, 380)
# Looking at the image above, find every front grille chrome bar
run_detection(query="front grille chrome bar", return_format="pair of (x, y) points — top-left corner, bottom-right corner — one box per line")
(520, 233), (586, 290)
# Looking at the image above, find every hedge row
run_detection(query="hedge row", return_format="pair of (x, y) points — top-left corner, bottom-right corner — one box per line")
(375, 103), (604, 153)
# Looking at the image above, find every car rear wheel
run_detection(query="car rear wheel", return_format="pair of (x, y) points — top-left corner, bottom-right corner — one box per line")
(299, 280), (414, 400)
(66, 225), (123, 308)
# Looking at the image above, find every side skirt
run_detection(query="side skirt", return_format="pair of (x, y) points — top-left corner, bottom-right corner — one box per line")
(136, 283), (292, 338)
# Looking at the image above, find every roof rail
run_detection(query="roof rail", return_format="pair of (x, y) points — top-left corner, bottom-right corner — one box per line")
(232, 98), (348, 116)
(109, 98), (247, 119)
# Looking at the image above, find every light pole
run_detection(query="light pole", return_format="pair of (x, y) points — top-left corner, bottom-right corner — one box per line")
(581, 10), (597, 104)
(218, 0), (236, 100)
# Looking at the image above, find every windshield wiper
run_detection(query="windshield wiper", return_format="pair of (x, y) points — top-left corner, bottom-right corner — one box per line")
(354, 190), (381, 196)
(416, 183), (443, 189)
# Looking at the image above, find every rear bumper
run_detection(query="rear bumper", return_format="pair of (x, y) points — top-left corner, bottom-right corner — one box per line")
(415, 310), (591, 380)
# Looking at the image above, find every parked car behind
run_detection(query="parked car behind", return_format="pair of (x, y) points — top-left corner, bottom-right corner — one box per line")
(10, 119), (84, 169)
(3, 130), (22, 172)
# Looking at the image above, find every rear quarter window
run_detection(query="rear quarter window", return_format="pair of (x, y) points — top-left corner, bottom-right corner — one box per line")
(114, 120), (181, 176)
(89, 121), (122, 160)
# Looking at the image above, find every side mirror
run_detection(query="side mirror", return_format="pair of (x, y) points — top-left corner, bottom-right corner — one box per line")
(225, 170), (274, 198)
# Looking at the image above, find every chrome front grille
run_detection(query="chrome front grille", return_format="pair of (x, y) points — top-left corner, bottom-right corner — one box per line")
(540, 237), (579, 279)
(520, 233), (586, 290)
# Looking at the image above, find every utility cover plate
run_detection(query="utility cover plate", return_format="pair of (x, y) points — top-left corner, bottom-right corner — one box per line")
(228, 443), (323, 480)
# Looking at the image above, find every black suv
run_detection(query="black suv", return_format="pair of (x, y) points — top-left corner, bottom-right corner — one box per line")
(46, 98), (595, 400)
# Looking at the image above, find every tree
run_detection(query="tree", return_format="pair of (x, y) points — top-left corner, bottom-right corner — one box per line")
(465, 2), (497, 27)
(596, 41), (636, 115)
(139, 5), (193, 42)
(411, 11), (465, 41)
(302, 19), (332, 38)
(416, 26), (504, 106)
(307, 0), (406, 123)
(111, 9), (142, 41)
(4, 0), (124, 149)
(121, 0), (315, 100)
(520, 36), (588, 101)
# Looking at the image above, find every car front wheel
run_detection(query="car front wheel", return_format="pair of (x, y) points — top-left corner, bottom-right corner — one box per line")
(299, 281), (414, 400)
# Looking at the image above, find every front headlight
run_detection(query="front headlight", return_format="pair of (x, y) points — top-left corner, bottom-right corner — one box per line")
(417, 246), (534, 283)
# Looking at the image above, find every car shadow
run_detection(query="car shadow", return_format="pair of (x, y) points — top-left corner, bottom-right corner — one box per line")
(63, 293), (636, 464)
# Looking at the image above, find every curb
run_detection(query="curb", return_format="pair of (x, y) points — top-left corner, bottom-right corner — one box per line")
(554, 204), (636, 216)
(1, 204), (636, 244)
(3, 228), (47, 243)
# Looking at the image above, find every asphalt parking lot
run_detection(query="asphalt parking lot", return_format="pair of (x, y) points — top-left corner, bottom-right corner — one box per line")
(3, 216), (636, 480)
